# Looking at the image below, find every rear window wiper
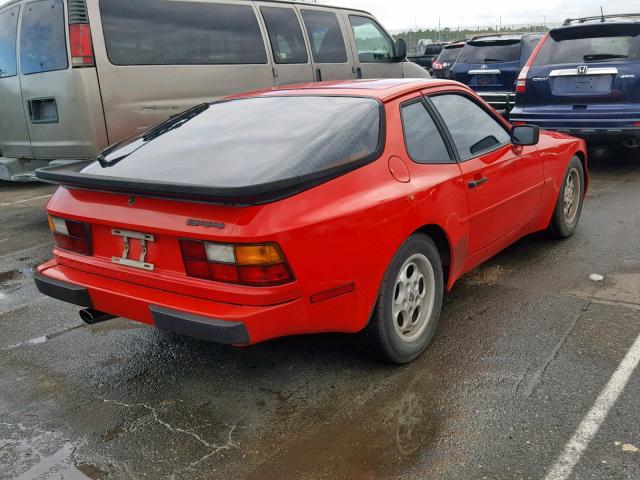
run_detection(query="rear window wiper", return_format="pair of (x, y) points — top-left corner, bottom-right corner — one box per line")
(583, 53), (629, 62)
(143, 103), (210, 142)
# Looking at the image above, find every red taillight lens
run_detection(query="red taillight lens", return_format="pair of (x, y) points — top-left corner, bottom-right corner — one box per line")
(69, 24), (95, 67)
(516, 66), (529, 94)
(179, 239), (294, 287)
(49, 216), (92, 255)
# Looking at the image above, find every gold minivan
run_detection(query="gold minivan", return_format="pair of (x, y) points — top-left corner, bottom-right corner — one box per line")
(0, 0), (428, 181)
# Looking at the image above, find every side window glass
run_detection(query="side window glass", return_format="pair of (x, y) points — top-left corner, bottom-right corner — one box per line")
(300, 10), (347, 63)
(349, 15), (394, 63)
(431, 94), (510, 160)
(261, 7), (308, 64)
(0, 6), (19, 78)
(401, 101), (451, 164)
(20, 0), (68, 75)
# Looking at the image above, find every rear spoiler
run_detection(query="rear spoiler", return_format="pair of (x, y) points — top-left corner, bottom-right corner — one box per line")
(35, 158), (369, 206)
(550, 22), (640, 40)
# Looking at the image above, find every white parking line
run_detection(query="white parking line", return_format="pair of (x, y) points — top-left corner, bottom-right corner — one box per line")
(544, 331), (640, 480)
(0, 194), (52, 207)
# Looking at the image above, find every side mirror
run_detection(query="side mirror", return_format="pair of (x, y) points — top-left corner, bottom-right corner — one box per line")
(394, 38), (407, 61)
(511, 124), (539, 146)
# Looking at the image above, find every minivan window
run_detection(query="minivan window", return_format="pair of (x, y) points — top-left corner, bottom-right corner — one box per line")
(533, 33), (640, 65)
(0, 6), (19, 78)
(100, 0), (267, 65)
(20, 0), (68, 75)
(81, 96), (381, 188)
(431, 94), (510, 159)
(261, 7), (308, 64)
(401, 101), (450, 164)
(349, 15), (395, 62)
(458, 40), (521, 64)
(301, 10), (348, 63)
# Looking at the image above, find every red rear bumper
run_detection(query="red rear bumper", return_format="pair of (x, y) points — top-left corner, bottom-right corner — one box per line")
(36, 260), (306, 344)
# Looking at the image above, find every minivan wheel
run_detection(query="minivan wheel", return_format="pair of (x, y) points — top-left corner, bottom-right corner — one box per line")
(549, 156), (585, 238)
(365, 235), (443, 364)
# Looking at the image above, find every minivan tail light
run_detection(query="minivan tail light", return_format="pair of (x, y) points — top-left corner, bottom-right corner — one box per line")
(69, 24), (95, 67)
(516, 66), (529, 93)
(48, 215), (92, 255)
(179, 240), (294, 287)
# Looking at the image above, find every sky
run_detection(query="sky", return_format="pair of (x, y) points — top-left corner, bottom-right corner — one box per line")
(329, 0), (640, 31)
(0, 0), (638, 32)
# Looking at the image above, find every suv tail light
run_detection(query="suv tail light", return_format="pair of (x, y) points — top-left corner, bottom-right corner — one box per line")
(69, 24), (95, 67)
(48, 216), (92, 255)
(179, 240), (294, 287)
(516, 66), (530, 93)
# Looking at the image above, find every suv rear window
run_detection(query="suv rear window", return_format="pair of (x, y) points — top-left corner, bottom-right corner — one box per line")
(100, 0), (267, 65)
(20, 0), (68, 75)
(0, 6), (19, 78)
(81, 96), (382, 189)
(438, 45), (463, 63)
(534, 27), (640, 65)
(458, 40), (521, 64)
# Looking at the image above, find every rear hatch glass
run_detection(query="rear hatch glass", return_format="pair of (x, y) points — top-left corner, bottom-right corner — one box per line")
(456, 39), (522, 89)
(529, 24), (640, 101)
(37, 96), (383, 204)
(438, 45), (463, 64)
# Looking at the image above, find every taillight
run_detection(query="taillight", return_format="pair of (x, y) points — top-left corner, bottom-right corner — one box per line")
(69, 24), (94, 67)
(48, 216), (92, 255)
(516, 66), (529, 94)
(179, 240), (294, 287)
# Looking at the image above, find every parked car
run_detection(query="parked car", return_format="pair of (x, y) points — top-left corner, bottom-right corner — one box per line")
(510, 14), (640, 147)
(0, 0), (427, 182)
(452, 33), (544, 113)
(407, 42), (447, 71)
(431, 41), (465, 78)
(34, 78), (587, 364)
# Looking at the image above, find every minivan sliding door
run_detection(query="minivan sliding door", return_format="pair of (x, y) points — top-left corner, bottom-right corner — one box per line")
(256, 4), (314, 86)
(297, 6), (356, 82)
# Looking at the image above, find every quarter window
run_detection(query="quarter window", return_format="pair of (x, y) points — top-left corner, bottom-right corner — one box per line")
(349, 15), (395, 63)
(261, 7), (308, 64)
(401, 101), (451, 164)
(300, 10), (348, 63)
(20, 0), (68, 75)
(431, 94), (510, 160)
(0, 6), (19, 78)
(100, 0), (267, 65)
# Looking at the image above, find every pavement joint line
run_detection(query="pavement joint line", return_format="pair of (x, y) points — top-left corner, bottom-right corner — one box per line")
(522, 300), (591, 398)
(0, 194), (52, 207)
(0, 296), (48, 318)
(0, 241), (54, 261)
(544, 329), (640, 480)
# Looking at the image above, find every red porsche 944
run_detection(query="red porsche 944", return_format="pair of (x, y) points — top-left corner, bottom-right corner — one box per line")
(35, 79), (587, 363)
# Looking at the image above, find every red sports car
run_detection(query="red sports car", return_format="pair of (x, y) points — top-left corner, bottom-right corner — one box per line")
(35, 79), (587, 363)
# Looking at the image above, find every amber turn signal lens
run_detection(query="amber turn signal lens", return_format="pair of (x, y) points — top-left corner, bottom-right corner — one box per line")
(234, 244), (284, 265)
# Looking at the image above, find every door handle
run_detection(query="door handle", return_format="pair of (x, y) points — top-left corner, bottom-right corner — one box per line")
(316, 68), (322, 82)
(468, 177), (488, 188)
(356, 67), (362, 79)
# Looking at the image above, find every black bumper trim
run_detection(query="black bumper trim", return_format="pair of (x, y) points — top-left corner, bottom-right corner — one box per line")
(34, 271), (93, 307)
(150, 305), (250, 345)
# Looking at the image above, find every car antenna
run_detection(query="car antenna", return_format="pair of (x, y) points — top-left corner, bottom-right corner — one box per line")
(600, 6), (605, 22)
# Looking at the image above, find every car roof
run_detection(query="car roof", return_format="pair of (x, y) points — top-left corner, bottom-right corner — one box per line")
(469, 33), (543, 42)
(562, 13), (640, 26)
(226, 79), (462, 102)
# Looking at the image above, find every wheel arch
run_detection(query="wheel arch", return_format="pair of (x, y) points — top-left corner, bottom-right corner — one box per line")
(412, 224), (453, 289)
(573, 149), (589, 193)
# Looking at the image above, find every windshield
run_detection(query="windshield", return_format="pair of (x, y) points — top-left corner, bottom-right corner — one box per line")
(534, 32), (640, 65)
(80, 96), (382, 189)
(438, 46), (463, 63)
(458, 40), (521, 64)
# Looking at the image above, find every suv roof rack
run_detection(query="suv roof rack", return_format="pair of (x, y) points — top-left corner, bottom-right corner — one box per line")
(563, 13), (640, 26)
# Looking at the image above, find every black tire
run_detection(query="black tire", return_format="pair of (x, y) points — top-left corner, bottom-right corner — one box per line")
(549, 156), (585, 238)
(364, 235), (443, 364)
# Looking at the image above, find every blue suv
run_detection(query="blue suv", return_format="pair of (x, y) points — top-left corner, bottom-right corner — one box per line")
(510, 14), (640, 146)
(452, 33), (543, 113)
